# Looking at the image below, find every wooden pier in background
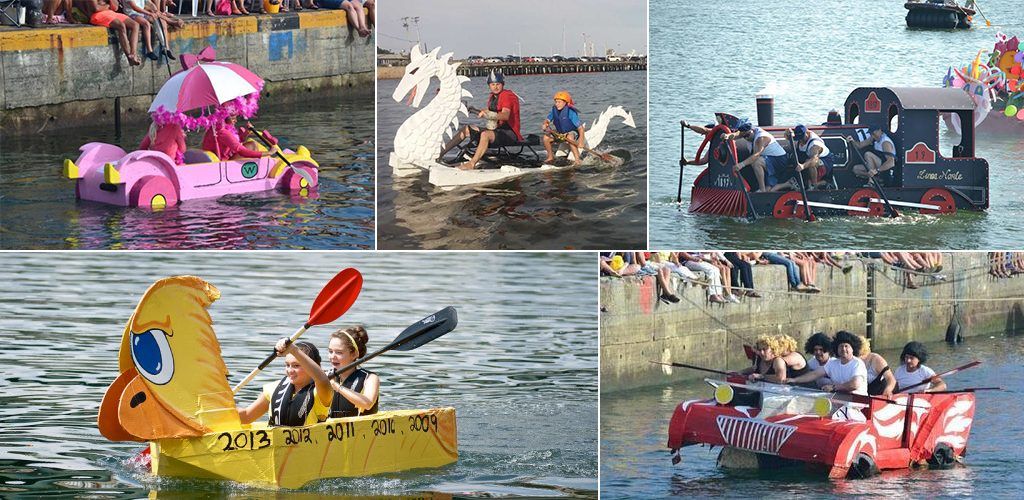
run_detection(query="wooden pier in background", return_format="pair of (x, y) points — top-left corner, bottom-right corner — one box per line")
(459, 60), (646, 77)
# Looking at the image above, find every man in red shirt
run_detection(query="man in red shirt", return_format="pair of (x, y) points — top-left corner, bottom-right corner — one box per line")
(438, 70), (522, 170)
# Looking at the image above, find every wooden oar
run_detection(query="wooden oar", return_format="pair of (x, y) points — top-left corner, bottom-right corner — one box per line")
(232, 268), (363, 394)
(973, 2), (993, 27)
(785, 129), (816, 222)
(897, 360), (981, 393)
(649, 360), (738, 377)
(546, 131), (614, 162)
(328, 307), (458, 380)
(677, 120), (686, 203)
(246, 124), (315, 187)
(730, 145), (758, 221)
(925, 386), (1001, 395)
(847, 136), (900, 218)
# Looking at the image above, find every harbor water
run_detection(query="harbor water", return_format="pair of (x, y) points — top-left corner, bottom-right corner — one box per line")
(0, 91), (375, 250)
(649, 0), (1023, 249)
(0, 252), (597, 497)
(377, 71), (647, 250)
(601, 336), (1024, 498)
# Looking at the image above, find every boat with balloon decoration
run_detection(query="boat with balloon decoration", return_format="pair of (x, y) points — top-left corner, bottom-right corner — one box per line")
(941, 32), (1024, 136)
(681, 87), (990, 220)
(63, 47), (319, 208)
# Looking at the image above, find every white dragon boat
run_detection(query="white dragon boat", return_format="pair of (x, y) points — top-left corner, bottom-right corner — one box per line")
(387, 44), (636, 189)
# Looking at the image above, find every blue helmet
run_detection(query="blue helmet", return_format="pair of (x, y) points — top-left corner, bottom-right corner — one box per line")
(735, 120), (752, 133)
(793, 124), (807, 140)
(487, 70), (505, 84)
(868, 123), (883, 133)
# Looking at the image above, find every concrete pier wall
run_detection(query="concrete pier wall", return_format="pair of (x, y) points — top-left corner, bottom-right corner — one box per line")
(600, 253), (1024, 392)
(0, 12), (372, 134)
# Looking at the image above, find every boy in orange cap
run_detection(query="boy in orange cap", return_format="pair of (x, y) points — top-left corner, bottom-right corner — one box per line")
(542, 90), (586, 165)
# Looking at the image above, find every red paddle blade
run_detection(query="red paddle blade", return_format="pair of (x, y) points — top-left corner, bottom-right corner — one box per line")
(307, 268), (362, 327)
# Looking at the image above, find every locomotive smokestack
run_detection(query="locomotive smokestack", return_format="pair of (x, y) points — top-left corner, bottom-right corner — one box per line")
(756, 94), (774, 126)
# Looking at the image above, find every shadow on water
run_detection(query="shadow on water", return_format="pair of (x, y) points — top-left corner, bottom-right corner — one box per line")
(0, 88), (375, 250)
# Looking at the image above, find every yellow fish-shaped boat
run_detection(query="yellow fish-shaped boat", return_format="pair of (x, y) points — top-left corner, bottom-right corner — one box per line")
(99, 276), (240, 441)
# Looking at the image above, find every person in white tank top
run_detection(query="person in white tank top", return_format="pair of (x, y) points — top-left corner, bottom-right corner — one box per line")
(722, 120), (790, 192)
(786, 124), (836, 190)
(847, 124), (896, 183)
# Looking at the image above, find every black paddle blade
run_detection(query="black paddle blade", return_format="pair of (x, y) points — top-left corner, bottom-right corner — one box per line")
(393, 306), (458, 351)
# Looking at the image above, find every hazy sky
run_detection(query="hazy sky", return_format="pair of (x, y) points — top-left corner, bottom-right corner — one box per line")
(378, 0), (648, 58)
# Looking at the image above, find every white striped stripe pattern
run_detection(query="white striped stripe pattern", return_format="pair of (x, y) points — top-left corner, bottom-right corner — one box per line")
(716, 416), (797, 455)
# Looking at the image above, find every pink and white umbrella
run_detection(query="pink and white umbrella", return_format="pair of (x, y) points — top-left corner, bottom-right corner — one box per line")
(148, 61), (264, 114)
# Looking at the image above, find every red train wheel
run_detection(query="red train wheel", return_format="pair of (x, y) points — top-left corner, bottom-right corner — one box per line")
(848, 188), (884, 217)
(920, 188), (957, 215)
(773, 192), (806, 219)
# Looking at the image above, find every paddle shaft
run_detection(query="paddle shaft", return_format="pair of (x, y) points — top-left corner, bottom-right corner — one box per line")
(232, 324), (310, 394)
(787, 130), (816, 222)
(847, 136), (900, 217)
(328, 307), (457, 381)
(730, 140), (758, 220)
(897, 360), (981, 393)
(650, 360), (735, 377)
(545, 131), (612, 162)
(677, 120), (686, 203)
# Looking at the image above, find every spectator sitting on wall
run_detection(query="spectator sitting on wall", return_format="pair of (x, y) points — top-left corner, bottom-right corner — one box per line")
(600, 252), (640, 277)
(44, 0), (74, 23)
(82, 0), (142, 66)
(676, 252), (728, 304)
(724, 251), (761, 298)
(761, 252), (813, 293)
(708, 253), (741, 303)
(318, 0), (371, 37)
(642, 252), (681, 303)
(787, 252), (821, 293)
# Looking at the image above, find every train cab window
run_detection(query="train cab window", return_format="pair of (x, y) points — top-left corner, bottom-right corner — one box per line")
(849, 103), (860, 124)
(937, 111), (974, 159)
(888, 104), (899, 133)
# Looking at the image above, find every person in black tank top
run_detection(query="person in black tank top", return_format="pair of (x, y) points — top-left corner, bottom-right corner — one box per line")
(746, 334), (809, 384)
(326, 326), (380, 418)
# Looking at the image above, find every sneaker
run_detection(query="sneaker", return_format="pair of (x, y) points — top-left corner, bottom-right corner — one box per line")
(726, 294), (741, 303)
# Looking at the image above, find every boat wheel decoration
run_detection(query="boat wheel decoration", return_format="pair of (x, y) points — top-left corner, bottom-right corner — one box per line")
(772, 192), (807, 219)
(848, 188), (885, 217)
(920, 188), (957, 214)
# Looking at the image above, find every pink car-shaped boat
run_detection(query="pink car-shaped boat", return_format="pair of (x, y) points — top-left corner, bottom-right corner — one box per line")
(63, 142), (319, 208)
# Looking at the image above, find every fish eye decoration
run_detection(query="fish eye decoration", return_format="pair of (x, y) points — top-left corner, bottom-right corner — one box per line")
(131, 328), (175, 385)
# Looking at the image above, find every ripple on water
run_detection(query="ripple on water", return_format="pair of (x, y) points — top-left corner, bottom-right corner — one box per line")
(0, 252), (597, 496)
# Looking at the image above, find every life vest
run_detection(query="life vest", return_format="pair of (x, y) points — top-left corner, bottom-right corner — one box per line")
(487, 89), (522, 140)
(752, 127), (787, 157)
(265, 377), (326, 427)
(549, 105), (580, 134)
(329, 368), (379, 418)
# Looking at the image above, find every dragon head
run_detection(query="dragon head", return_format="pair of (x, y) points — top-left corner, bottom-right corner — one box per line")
(393, 45), (445, 108)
